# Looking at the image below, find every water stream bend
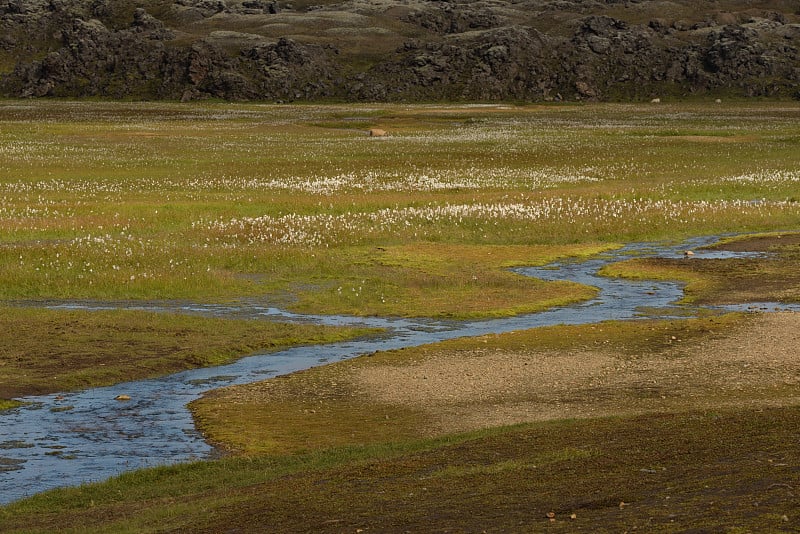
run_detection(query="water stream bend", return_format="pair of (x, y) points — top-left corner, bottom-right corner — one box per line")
(2, 235), (798, 504)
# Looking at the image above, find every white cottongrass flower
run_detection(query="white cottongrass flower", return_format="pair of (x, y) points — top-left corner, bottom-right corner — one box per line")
(195, 196), (799, 248)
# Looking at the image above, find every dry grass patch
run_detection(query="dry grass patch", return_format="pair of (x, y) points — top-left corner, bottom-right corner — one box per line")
(354, 312), (800, 433)
(671, 135), (758, 143)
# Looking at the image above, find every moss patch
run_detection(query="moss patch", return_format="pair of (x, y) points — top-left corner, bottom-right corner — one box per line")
(288, 242), (611, 318)
(0, 400), (23, 412)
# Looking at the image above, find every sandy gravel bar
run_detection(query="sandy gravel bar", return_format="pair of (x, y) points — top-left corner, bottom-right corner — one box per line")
(355, 312), (800, 434)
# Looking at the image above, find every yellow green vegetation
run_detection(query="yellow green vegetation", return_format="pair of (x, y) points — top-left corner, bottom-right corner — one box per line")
(600, 258), (708, 303)
(289, 242), (610, 317)
(0, 306), (377, 401)
(0, 400), (22, 411)
(1, 101), (800, 317)
(601, 232), (800, 304)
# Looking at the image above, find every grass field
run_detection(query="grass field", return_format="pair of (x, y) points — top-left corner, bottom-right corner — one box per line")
(1, 101), (798, 313)
(1, 101), (799, 531)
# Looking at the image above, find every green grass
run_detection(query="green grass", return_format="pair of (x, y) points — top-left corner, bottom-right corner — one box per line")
(1, 101), (799, 317)
(0, 306), (378, 400)
(285, 243), (610, 317)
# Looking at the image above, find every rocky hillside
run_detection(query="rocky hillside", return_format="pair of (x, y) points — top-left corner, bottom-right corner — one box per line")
(1, 0), (798, 101)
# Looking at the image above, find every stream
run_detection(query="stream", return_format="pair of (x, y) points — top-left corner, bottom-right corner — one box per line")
(2, 235), (799, 505)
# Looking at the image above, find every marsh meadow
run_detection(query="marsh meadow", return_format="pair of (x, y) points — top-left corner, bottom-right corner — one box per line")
(2, 100), (800, 531)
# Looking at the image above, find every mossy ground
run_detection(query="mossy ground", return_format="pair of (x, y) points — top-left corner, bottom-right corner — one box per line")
(4, 345), (800, 532)
(0, 400), (22, 411)
(289, 242), (611, 318)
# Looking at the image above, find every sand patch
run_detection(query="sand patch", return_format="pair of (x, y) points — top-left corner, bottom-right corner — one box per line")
(355, 312), (800, 434)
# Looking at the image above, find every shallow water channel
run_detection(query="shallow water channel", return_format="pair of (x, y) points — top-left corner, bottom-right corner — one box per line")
(2, 235), (798, 505)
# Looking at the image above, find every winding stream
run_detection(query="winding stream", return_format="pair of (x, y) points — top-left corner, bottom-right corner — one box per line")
(2, 235), (798, 505)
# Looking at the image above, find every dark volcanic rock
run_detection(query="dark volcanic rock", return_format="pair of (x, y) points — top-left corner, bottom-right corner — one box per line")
(403, 3), (502, 35)
(354, 26), (555, 101)
(241, 38), (337, 100)
(1, 0), (798, 101)
(10, 17), (177, 98)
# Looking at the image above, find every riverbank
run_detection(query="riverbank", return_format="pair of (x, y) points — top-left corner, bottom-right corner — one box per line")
(3, 232), (800, 531)
(0, 306), (377, 401)
(195, 311), (800, 453)
(4, 310), (799, 532)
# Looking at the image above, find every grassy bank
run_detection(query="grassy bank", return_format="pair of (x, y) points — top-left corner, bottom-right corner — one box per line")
(0, 306), (377, 401)
(191, 313), (751, 455)
(3, 408), (800, 532)
(601, 232), (800, 305)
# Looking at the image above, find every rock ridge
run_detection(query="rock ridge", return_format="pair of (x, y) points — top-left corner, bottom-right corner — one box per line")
(1, 0), (798, 101)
